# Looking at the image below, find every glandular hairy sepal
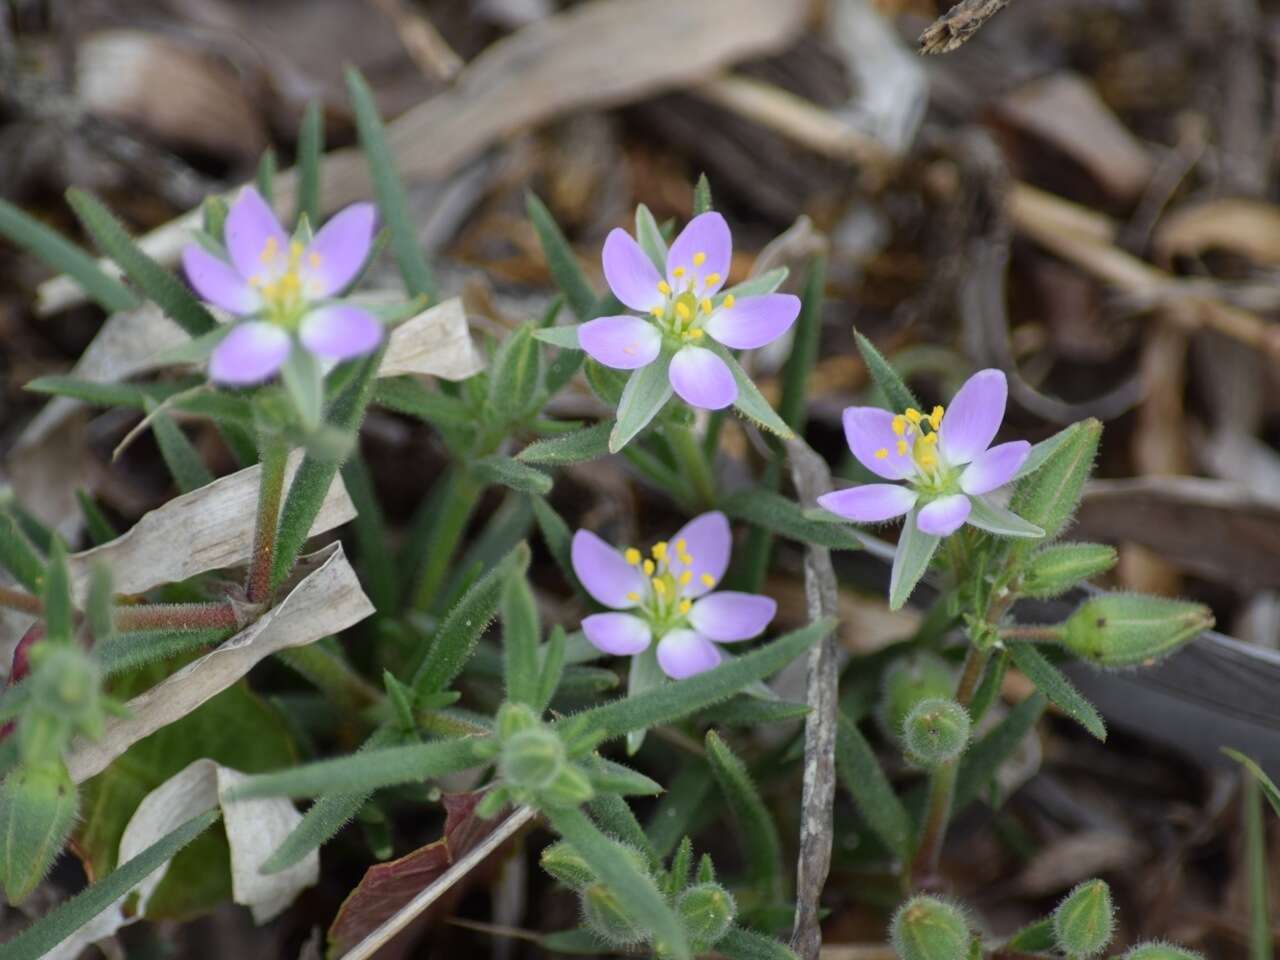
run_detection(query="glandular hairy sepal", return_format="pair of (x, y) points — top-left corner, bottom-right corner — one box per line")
(1062, 594), (1214, 668)
(540, 841), (596, 890)
(0, 760), (78, 904)
(1052, 879), (1115, 958)
(1122, 942), (1204, 960)
(902, 698), (971, 768)
(1020, 543), (1118, 599)
(677, 882), (736, 949)
(891, 895), (972, 960)
(581, 883), (647, 946)
(877, 653), (954, 746)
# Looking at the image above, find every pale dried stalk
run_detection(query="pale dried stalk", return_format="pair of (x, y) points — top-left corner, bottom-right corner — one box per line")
(367, 0), (464, 81)
(918, 0), (1015, 54)
(66, 544), (374, 782)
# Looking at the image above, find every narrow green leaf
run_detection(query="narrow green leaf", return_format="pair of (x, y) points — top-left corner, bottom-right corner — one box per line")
(721, 267), (788, 301)
(25, 376), (254, 427)
(255, 148), (277, 204)
(635, 204), (668, 271)
(587, 791), (657, 864)
(531, 495), (575, 588)
(281, 347), (323, 430)
(1015, 423), (1078, 481)
(296, 100), (324, 226)
(705, 731), (784, 899)
(721, 489), (862, 550)
(610, 359), (673, 453)
(526, 192), (596, 320)
(473, 455), (553, 495)
(717, 926), (801, 960)
(647, 761), (714, 859)
(888, 510), (940, 611)
(545, 806), (689, 960)
(0, 197), (139, 314)
(0, 810), (219, 960)
(1008, 643), (1105, 740)
(489, 322), (542, 424)
(835, 711), (913, 860)
(1246, 773), (1273, 960)
(42, 538), (73, 643)
(75, 490), (118, 546)
(558, 620), (831, 745)
(954, 693), (1046, 812)
(966, 496), (1044, 539)
(1005, 917), (1056, 952)
(777, 256), (825, 432)
(535, 626), (568, 713)
(345, 67), (436, 299)
(692, 174), (713, 217)
(853, 329), (918, 413)
(65, 189), (215, 336)
(501, 571), (540, 707)
(701, 695), (809, 727)
(1224, 748), (1280, 820)
(86, 564), (114, 642)
(518, 422), (612, 465)
(532, 324), (583, 350)
(410, 543), (531, 699)
(587, 757), (663, 797)
(625, 646), (666, 756)
(341, 455), (398, 612)
(97, 628), (231, 677)
(373, 376), (473, 429)
(712, 345), (792, 439)
(148, 408), (213, 493)
(0, 512), (45, 594)
(1008, 418), (1101, 547)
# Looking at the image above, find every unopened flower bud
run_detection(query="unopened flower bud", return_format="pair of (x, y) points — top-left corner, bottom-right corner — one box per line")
(539, 763), (595, 808)
(495, 702), (539, 740)
(0, 760), (77, 904)
(1020, 543), (1117, 599)
(581, 883), (646, 946)
(890, 895), (971, 960)
(1062, 595), (1213, 668)
(903, 698), (970, 767)
(1123, 943), (1204, 960)
(878, 654), (954, 744)
(1052, 879), (1114, 958)
(29, 644), (102, 725)
(499, 727), (565, 791)
(677, 882), (735, 947)
(540, 841), (596, 890)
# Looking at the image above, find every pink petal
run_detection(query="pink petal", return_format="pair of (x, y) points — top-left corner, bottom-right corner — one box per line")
(668, 346), (736, 410)
(705, 293), (800, 350)
(301, 202), (377, 297)
(817, 484), (918, 523)
(602, 228), (664, 312)
(916, 494), (972, 536)
(208, 322), (290, 386)
(939, 369), (1007, 466)
(299, 304), (383, 361)
(843, 407), (917, 481)
(582, 613), (652, 656)
(571, 530), (645, 609)
(667, 212), (731, 295)
(656, 629), (722, 679)
(667, 511), (731, 598)
(688, 592), (776, 642)
(960, 440), (1031, 495)
(577, 315), (662, 370)
(181, 245), (261, 314)
(224, 186), (289, 284)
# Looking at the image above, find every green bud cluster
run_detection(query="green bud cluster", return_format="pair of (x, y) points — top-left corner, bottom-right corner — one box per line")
(1062, 595), (1214, 668)
(878, 653), (954, 745)
(891, 895), (972, 960)
(476, 704), (595, 815)
(903, 698), (970, 767)
(1052, 879), (1114, 958)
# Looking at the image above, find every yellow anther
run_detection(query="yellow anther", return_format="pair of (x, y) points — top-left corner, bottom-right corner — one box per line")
(624, 548), (641, 565)
(692, 252), (707, 266)
(308, 252), (322, 269)
(643, 559), (655, 576)
(679, 570), (693, 586)
(679, 599), (692, 614)
(625, 591), (640, 602)
(673, 266), (687, 278)
(919, 451), (937, 467)
(723, 294), (735, 309)
(929, 405), (944, 429)
(874, 448), (889, 460)
(652, 542), (668, 560)
(259, 236), (279, 262)
(689, 328), (704, 339)
(675, 302), (692, 321)
(700, 573), (715, 588)
(703, 272), (721, 287)
(922, 433), (938, 446)
(652, 578), (667, 595)
(892, 416), (906, 436)
(676, 539), (687, 553)
(896, 440), (908, 456)
(904, 408), (922, 424)
(650, 306), (664, 318)
(700, 297), (713, 314)
(249, 274), (263, 287)
(658, 280), (672, 295)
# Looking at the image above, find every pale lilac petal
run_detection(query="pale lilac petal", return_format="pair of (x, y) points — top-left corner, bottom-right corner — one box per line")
(939, 368), (1007, 466)
(656, 629), (722, 679)
(602, 228), (664, 312)
(689, 592), (776, 642)
(299, 304), (383, 361)
(582, 613), (652, 656)
(208, 322), (290, 385)
(960, 440), (1031, 495)
(705, 294), (800, 350)
(667, 212), (731, 295)
(668, 512), (730, 598)
(817, 484), (918, 523)
(843, 407), (917, 481)
(668, 346), (736, 410)
(224, 187), (288, 283)
(182, 245), (261, 314)
(301, 202), (376, 297)
(571, 530), (645, 609)
(916, 494), (972, 537)
(577, 315), (662, 370)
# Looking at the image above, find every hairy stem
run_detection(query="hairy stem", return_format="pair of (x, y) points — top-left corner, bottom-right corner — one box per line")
(998, 625), (1063, 643)
(0, 586), (41, 616)
(114, 601), (241, 632)
(247, 439), (289, 603)
(410, 467), (482, 613)
(277, 644), (382, 714)
(665, 421), (717, 509)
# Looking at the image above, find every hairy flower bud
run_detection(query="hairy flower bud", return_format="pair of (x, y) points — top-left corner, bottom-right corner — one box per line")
(499, 727), (566, 791)
(539, 764), (595, 808)
(0, 760), (78, 904)
(1052, 879), (1115, 958)
(878, 654), (954, 744)
(1062, 595), (1214, 668)
(891, 895), (971, 960)
(29, 644), (102, 723)
(540, 841), (595, 890)
(495, 702), (539, 740)
(903, 698), (971, 767)
(1020, 543), (1117, 599)
(678, 882), (735, 948)
(1123, 943), (1204, 960)
(581, 883), (646, 946)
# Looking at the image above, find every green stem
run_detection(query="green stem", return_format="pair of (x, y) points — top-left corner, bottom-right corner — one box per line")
(1246, 773), (1273, 960)
(410, 467), (482, 613)
(247, 439), (289, 603)
(665, 421), (716, 509)
(998, 625), (1064, 643)
(277, 644), (382, 714)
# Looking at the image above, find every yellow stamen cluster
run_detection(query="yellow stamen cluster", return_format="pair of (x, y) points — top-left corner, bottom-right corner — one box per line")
(648, 249), (730, 344)
(622, 537), (707, 631)
(882, 404), (948, 474)
(250, 237), (319, 327)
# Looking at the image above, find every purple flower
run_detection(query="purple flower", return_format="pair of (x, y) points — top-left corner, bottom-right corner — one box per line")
(570, 511), (777, 679)
(818, 369), (1037, 537)
(182, 187), (381, 386)
(578, 213), (800, 410)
